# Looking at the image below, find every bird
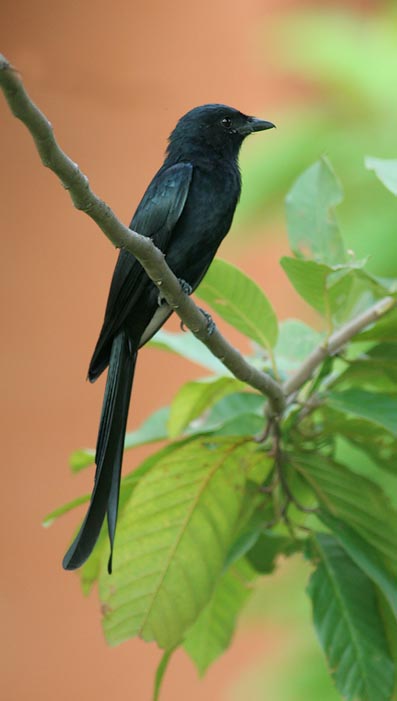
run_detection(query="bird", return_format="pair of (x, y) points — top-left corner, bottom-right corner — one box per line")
(62, 104), (275, 573)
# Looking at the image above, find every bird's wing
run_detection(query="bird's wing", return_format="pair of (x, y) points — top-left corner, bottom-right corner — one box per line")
(89, 162), (193, 379)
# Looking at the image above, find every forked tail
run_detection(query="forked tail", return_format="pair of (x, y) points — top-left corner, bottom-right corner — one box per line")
(63, 330), (136, 572)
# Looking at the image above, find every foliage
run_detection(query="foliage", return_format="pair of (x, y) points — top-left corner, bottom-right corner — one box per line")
(237, 5), (397, 276)
(50, 157), (397, 700)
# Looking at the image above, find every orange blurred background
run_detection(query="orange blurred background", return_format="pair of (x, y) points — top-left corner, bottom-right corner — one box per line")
(0, 1), (378, 699)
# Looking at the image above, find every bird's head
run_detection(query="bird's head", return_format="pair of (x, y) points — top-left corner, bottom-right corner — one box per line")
(166, 104), (275, 161)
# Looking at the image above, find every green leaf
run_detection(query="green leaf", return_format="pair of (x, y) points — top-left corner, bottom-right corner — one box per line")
(332, 344), (397, 392)
(224, 527), (262, 569)
(320, 511), (397, 621)
(203, 413), (264, 438)
(293, 453), (397, 574)
(307, 533), (394, 701)
(153, 648), (176, 701)
(357, 308), (397, 343)
(275, 319), (322, 376)
(280, 257), (390, 326)
(124, 406), (170, 449)
(69, 449), (96, 472)
(247, 531), (300, 574)
(285, 157), (346, 265)
(321, 407), (397, 475)
(366, 156), (397, 196)
(43, 494), (90, 526)
(187, 392), (264, 439)
(99, 437), (267, 649)
(65, 442), (192, 594)
(183, 558), (255, 675)
(376, 591), (397, 700)
(328, 388), (397, 437)
(280, 257), (331, 316)
(196, 258), (278, 350)
(149, 329), (230, 375)
(168, 376), (244, 438)
(223, 463), (275, 570)
(79, 522), (108, 595)
(201, 391), (263, 426)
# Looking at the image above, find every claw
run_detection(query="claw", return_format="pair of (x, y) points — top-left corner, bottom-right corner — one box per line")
(157, 291), (168, 306)
(178, 279), (193, 295)
(199, 308), (216, 336)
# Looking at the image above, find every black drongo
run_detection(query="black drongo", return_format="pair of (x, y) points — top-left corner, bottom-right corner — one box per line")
(62, 104), (275, 572)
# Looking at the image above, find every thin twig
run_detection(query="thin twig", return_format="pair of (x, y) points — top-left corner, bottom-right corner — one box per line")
(283, 296), (396, 397)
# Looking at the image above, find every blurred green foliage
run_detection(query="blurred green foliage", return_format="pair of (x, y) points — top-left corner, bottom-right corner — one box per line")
(237, 5), (397, 275)
(58, 157), (397, 701)
(233, 557), (340, 701)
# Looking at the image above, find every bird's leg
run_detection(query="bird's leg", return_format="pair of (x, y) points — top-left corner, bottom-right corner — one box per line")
(158, 278), (193, 308)
(178, 279), (193, 331)
(157, 290), (168, 306)
(178, 279), (193, 296)
(199, 308), (216, 335)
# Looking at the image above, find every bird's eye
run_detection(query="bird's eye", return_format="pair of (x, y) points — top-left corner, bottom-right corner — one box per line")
(221, 117), (232, 129)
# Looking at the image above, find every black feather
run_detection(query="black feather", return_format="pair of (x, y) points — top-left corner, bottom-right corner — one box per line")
(63, 104), (275, 571)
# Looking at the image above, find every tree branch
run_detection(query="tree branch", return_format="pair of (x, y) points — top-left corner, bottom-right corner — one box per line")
(0, 53), (285, 415)
(283, 295), (396, 397)
(2, 54), (395, 421)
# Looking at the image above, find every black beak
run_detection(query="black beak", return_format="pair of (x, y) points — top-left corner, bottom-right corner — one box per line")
(237, 117), (276, 136)
(249, 117), (276, 132)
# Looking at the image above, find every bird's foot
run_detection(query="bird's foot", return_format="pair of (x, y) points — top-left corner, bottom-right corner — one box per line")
(178, 279), (193, 295)
(158, 278), (192, 307)
(157, 291), (168, 306)
(199, 308), (216, 335)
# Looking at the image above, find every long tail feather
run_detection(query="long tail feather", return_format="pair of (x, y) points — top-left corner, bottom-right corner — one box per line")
(62, 330), (136, 571)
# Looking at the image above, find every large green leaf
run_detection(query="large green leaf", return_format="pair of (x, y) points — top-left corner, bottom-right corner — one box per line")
(280, 257), (390, 326)
(149, 329), (230, 375)
(293, 453), (397, 573)
(320, 511), (397, 621)
(356, 307), (397, 343)
(201, 391), (264, 427)
(168, 376), (244, 438)
(77, 447), (170, 595)
(183, 558), (255, 674)
(285, 157), (346, 265)
(328, 388), (397, 437)
(307, 534), (394, 701)
(321, 407), (397, 475)
(50, 440), (197, 596)
(124, 406), (170, 449)
(280, 257), (331, 316)
(280, 257), (367, 324)
(366, 156), (397, 196)
(196, 258), (278, 350)
(99, 437), (267, 649)
(333, 344), (397, 392)
(201, 413), (264, 439)
(376, 591), (397, 700)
